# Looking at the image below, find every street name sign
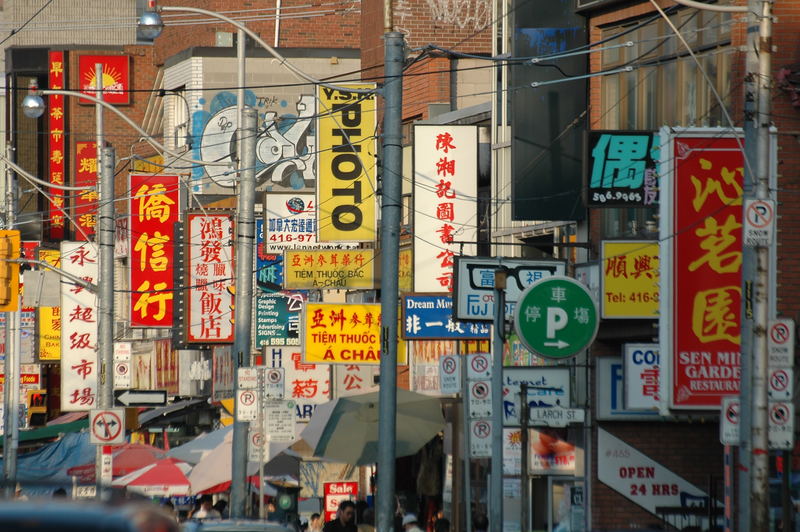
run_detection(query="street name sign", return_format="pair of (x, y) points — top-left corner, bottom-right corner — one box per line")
(113, 389), (167, 407)
(90, 408), (125, 445)
(514, 276), (599, 359)
(528, 407), (585, 427)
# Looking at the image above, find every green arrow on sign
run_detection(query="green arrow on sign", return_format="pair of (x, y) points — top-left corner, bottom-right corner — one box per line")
(513, 276), (599, 359)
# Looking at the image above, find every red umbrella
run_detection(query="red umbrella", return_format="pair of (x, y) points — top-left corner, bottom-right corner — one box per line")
(67, 443), (167, 483)
(111, 457), (192, 496)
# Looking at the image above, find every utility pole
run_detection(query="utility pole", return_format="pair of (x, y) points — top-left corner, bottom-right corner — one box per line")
(490, 269), (506, 532)
(230, 106), (258, 518)
(2, 143), (20, 495)
(375, 0), (404, 525)
(745, 1), (773, 529)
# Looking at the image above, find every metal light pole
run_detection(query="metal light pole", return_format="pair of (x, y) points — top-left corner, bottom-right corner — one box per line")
(231, 106), (258, 518)
(490, 270), (506, 532)
(375, 0), (404, 527)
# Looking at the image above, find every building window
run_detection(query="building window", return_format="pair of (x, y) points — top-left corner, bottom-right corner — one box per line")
(598, 8), (733, 238)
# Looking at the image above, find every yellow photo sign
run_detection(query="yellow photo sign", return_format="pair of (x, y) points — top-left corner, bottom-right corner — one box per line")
(284, 249), (375, 289)
(601, 241), (660, 319)
(304, 303), (407, 365)
(317, 84), (377, 242)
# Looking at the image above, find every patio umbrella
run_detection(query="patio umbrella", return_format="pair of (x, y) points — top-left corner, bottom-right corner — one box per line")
(187, 429), (293, 494)
(300, 388), (445, 466)
(167, 425), (232, 465)
(66, 443), (167, 483)
(112, 457), (192, 497)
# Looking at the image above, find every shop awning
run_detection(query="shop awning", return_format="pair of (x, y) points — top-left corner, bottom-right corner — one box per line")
(0, 418), (88, 446)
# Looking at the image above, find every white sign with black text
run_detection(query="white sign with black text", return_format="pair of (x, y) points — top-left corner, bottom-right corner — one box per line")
(439, 354), (460, 395)
(469, 419), (492, 458)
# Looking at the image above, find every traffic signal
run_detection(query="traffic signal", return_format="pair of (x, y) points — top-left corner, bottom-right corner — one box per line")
(0, 230), (20, 311)
(26, 389), (47, 427)
(268, 482), (301, 526)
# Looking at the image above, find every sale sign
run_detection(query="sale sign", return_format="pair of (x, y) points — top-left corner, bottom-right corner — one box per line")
(129, 174), (179, 327)
(48, 51), (67, 240)
(323, 482), (358, 523)
(666, 133), (743, 409)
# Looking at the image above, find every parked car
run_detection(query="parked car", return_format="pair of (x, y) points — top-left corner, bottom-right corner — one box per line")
(182, 520), (294, 532)
(0, 500), (179, 532)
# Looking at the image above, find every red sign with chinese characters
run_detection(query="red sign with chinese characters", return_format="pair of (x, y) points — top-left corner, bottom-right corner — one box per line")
(186, 213), (235, 343)
(48, 51), (66, 239)
(672, 135), (742, 409)
(78, 55), (130, 105)
(129, 174), (179, 327)
(73, 142), (98, 240)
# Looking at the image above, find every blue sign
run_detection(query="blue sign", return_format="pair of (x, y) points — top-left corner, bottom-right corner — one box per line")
(256, 219), (283, 292)
(402, 295), (490, 340)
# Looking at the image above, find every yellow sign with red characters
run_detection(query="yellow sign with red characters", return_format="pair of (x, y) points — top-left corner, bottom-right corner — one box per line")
(304, 303), (407, 365)
(284, 250), (375, 290)
(601, 241), (660, 319)
(37, 249), (61, 360)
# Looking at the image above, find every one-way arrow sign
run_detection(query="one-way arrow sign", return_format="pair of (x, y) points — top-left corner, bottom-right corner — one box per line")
(114, 389), (167, 407)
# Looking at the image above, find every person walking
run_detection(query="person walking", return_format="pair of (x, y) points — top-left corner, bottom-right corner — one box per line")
(323, 500), (357, 532)
(401, 514), (424, 532)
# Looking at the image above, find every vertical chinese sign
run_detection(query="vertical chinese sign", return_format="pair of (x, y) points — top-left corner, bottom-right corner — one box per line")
(38, 249), (61, 361)
(413, 125), (478, 292)
(48, 51), (66, 240)
(73, 142), (98, 240)
(129, 175), (179, 327)
(60, 242), (98, 411)
(317, 84), (377, 243)
(186, 213), (234, 343)
(665, 133), (743, 409)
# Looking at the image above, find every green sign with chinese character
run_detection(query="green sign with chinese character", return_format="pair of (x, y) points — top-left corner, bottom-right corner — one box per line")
(513, 276), (599, 359)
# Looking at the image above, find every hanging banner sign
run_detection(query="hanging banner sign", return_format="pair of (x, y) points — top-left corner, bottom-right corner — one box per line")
(73, 142), (98, 240)
(48, 51), (67, 240)
(413, 125), (478, 292)
(663, 132), (743, 409)
(303, 303), (382, 365)
(601, 241), (659, 319)
(586, 131), (659, 207)
(317, 84), (377, 242)
(129, 174), (179, 327)
(284, 249), (375, 289)
(186, 213), (235, 343)
(61, 242), (99, 411)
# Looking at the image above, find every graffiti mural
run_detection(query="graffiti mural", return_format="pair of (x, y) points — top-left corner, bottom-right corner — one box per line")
(191, 90), (316, 193)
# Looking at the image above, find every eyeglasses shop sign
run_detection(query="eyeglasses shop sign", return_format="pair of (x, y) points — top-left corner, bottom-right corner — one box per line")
(453, 257), (565, 321)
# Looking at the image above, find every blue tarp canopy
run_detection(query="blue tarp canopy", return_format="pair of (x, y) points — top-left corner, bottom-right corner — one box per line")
(0, 431), (95, 485)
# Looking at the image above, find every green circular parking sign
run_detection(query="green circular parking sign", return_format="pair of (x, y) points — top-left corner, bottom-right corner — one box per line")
(513, 276), (599, 359)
